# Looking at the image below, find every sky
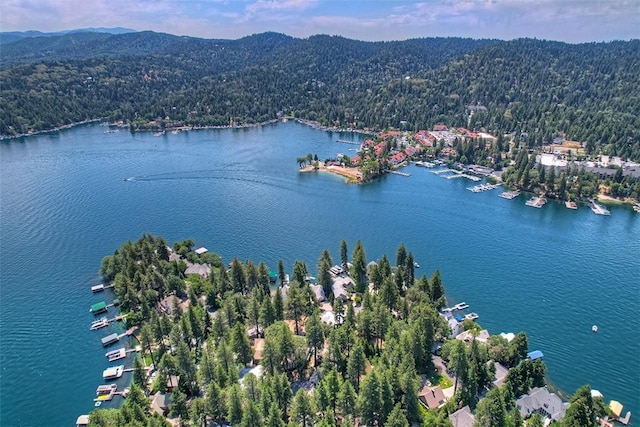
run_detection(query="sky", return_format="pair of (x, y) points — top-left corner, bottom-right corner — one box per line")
(2, 0), (639, 43)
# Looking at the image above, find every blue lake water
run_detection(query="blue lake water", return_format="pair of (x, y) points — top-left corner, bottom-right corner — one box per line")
(0, 121), (638, 426)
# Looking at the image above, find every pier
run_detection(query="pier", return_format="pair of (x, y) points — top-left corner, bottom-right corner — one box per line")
(389, 170), (410, 177)
(431, 168), (453, 175)
(336, 139), (361, 145)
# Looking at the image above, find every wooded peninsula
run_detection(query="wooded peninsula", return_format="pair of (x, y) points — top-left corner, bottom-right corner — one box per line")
(84, 233), (611, 427)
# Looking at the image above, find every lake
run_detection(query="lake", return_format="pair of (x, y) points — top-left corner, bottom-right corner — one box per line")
(0, 121), (638, 426)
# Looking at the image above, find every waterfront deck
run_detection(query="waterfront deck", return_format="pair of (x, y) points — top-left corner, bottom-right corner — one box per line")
(499, 190), (520, 199)
(525, 197), (547, 208)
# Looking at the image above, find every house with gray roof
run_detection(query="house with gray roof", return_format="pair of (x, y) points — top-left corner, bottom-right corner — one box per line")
(184, 263), (211, 278)
(449, 405), (475, 427)
(516, 386), (568, 422)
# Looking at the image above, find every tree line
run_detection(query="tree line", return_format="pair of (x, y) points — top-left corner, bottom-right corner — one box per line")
(1, 32), (638, 162)
(88, 234), (607, 427)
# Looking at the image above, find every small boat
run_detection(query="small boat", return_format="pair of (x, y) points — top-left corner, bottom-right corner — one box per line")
(634, 203), (640, 213)
(413, 261), (420, 268)
(565, 201), (578, 210)
(590, 200), (610, 216)
(90, 317), (109, 330)
(465, 312), (479, 321)
(102, 365), (124, 380)
(106, 347), (127, 362)
(592, 325), (598, 333)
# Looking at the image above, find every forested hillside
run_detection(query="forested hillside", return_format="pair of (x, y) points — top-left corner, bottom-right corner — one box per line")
(1, 31), (638, 160)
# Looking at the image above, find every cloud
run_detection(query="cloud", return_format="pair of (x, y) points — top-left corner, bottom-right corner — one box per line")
(0, 0), (637, 42)
(246, 0), (318, 14)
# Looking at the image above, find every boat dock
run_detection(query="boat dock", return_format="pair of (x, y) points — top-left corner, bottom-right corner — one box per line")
(525, 196), (547, 208)
(431, 168), (453, 175)
(590, 200), (611, 216)
(91, 283), (115, 293)
(499, 190), (520, 199)
(336, 139), (361, 145)
(389, 170), (410, 177)
(101, 333), (120, 347)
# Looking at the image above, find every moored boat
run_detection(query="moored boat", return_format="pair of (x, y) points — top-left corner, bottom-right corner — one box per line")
(105, 347), (127, 362)
(90, 317), (109, 330)
(565, 200), (578, 210)
(590, 200), (611, 216)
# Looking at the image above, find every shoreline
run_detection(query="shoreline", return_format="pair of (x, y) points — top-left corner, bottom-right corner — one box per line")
(299, 163), (363, 183)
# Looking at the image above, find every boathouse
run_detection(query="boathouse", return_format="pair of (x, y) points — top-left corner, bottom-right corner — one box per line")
(527, 350), (544, 361)
(90, 301), (108, 314)
(101, 333), (120, 347)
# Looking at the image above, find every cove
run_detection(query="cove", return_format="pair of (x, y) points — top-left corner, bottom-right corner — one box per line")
(0, 121), (638, 426)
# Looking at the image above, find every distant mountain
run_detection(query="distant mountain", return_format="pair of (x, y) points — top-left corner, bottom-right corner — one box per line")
(0, 27), (135, 44)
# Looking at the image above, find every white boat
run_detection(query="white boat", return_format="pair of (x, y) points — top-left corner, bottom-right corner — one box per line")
(592, 325), (598, 333)
(453, 302), (469, 310)
(413, 261), (420, 268)
(90, 317), (109, 330)
(105, 347), (127, 362)
(102, 365), (124, 380)
(465, 312), (479, 321)
(590, 201), (610, 216)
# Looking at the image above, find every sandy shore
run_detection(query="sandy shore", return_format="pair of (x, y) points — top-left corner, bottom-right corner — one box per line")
(299, 164), (362, 183)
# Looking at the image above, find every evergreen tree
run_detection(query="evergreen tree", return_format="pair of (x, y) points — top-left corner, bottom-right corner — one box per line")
(351, 240), (367, 293)
(306, 309), (325, 367)
(291, 388), (315, 427)
(383, 404), (410, 427)
(340, 239), (349, 270)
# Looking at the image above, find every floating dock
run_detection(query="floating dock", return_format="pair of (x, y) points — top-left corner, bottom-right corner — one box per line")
(499, 190), (520, 199)
(525, 197), (547, 208)
(389, 170), (410, 177)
